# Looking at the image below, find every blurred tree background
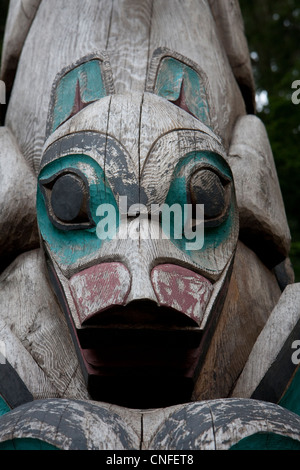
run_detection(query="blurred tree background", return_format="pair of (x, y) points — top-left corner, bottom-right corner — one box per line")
(239, 0), (300, 281)
(0, 0), (299, 279)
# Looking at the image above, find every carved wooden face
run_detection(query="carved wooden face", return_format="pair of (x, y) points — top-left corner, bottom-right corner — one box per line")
(37, 51), (239, 407)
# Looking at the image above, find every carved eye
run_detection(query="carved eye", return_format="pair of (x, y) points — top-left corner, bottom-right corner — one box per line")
(40, 169), (95, 230)
(188, 168), (231, 227)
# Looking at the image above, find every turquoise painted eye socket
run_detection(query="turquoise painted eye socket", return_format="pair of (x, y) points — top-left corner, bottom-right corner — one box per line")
(162, 150), (238, 269)
(39, 168), (95, 231)
(37, 154), (119, 268)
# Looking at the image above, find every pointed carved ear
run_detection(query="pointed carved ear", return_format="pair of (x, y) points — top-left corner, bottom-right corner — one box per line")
(46, 52), (114, 139)
(146, 47), (213, 129)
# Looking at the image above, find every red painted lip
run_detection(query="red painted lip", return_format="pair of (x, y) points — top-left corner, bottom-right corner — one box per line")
(69, 262), (131, 325)
(67, 262), (213, 380)
(151, 264), (213, 326)
(69, 262), (213, 328)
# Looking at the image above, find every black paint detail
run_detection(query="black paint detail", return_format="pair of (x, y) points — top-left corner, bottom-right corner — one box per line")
(190, 170), (225, 219)
(273, 258), (295, 292)
(188, 167), (231, 228)
(0, 399), (137, 450)
(45, 255), (202, 410)
(40, 168), (95, 231)
(251, 317), (300, 404)
(40, 131), (147, 208)
(51, 174), (85, 222)
(0, 359), (33, 410)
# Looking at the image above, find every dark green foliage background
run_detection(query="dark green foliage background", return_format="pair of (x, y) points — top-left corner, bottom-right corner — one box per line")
(239, 0), (300, 281)
(0, 0), (299, 279)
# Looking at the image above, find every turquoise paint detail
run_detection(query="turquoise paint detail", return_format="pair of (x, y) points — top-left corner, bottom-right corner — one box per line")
(155, 57), (210, 126)
(0, 438), (59, 450)
(37, 150), (236, 272)
(230, 432), (300, 450)
(52, 60), (106, 133)
(0, 395), (10, 416)
(279, 365), (300, 416)
(163, 151), (236, 265)
(37, 155), (119, 267)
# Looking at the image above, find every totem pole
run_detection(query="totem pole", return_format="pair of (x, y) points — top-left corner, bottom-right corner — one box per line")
(0, 0), (299, 451)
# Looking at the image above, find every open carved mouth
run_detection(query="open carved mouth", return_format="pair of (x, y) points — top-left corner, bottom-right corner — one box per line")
(78, 303), (203, 408)
(46, 259), (212, 408)
(78, 300), (201, 369)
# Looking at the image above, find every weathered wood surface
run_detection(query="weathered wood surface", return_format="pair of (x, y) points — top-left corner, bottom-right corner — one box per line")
(0, 126), (39, 270)
(232, 283), (300, 403)
(0, 0), (41, 97)
(1, 398), (300, 450)
(192, 241), (282, 401)
(0, 399), (142, 450)
(0, 0), (298, 450)
(0, 240), (283, 407)
(0, 249), (88, 400)
(40, 94), (239, 280)
(208, 0), (255, 113)
(3, 0), (248, 175)
(228, 115), (291, 268)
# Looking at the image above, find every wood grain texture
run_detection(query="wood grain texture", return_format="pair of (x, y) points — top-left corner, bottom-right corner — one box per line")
(5, 0), (114, 174)
(69, 262), (131, 324)
(0, 249), (89, 400)
(1, 397), (300, 450)
(0, 398), (141, 450)
(228, 115), (291, 268)
(0, 1), (296, 443)
(39, 96), (237, 284)
(0, 126), (39, 269)
(192, 241), (282, 402)
(106, 0), (153, 93)
(0, 0), (42, 94)
(145, 398), (300, 450)
(231, 283), (300, 402)
(208, 0), (255, 113)
(148, 0), (246, 149)
(4, 0), (248, 175)
(146, 47), (213, 128)
(151, 264), (213, 326)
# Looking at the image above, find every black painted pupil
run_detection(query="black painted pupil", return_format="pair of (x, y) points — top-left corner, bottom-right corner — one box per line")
(190, 170), (226, 219)
(51, 174), (84, 222)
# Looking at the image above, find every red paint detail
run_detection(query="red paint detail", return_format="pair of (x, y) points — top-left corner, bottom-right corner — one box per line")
(70, 80), (90, 117)
(151, 264), (213, 326)
(69, 262), (131, 325)
(172, 79), (197, 119)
